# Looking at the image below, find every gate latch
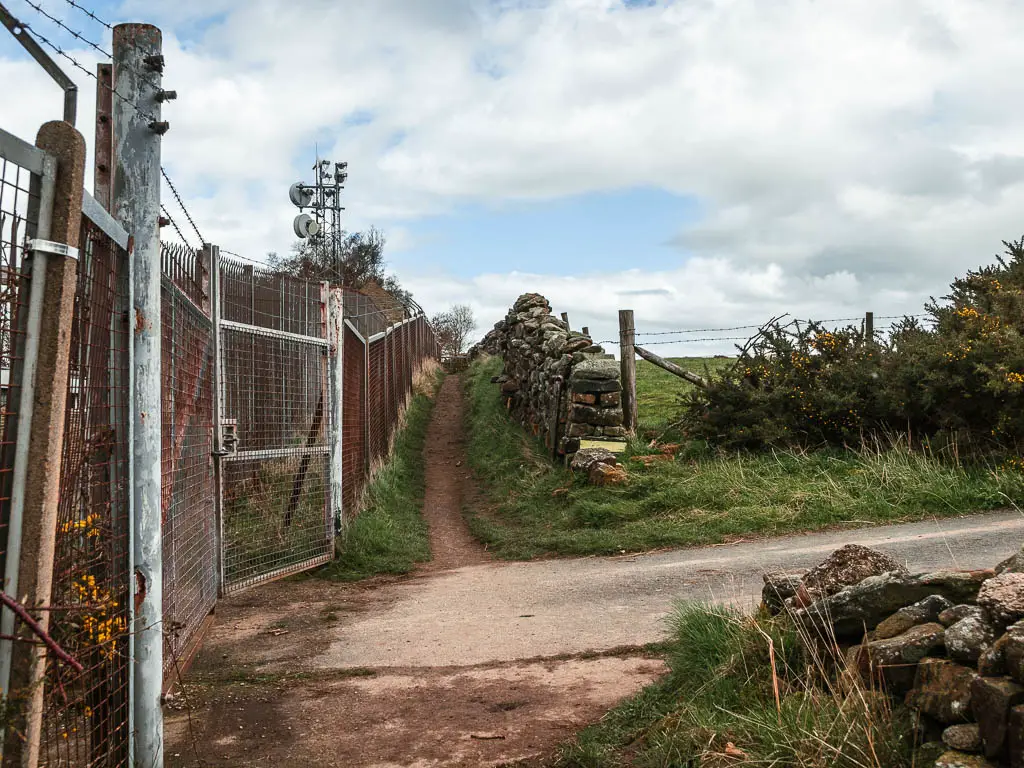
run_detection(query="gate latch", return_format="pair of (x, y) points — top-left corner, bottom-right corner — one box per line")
(215, 419), (238, 457)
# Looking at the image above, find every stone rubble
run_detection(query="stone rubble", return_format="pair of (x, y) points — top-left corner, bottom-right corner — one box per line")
(762, 543), (1024, 766)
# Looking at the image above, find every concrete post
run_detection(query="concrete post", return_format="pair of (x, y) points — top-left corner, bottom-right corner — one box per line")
(619, 309), (637, 434)
(3, 120), (85, 768)
(111, 23), (164, 768)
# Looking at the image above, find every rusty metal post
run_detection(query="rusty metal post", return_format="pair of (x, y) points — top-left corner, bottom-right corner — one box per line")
(111, 23), (165, 768)
(94, 63), (112, 210)
(2, 120), (84, 768)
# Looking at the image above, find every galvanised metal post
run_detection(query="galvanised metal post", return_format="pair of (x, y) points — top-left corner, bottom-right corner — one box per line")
(328, 288), (344, 533)
(209, 245), (225, 595)
(111, 23), (165, 768)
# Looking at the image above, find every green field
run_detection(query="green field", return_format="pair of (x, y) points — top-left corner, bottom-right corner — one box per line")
(635, 356), (734, 433)
(463, 354), (1024, 560)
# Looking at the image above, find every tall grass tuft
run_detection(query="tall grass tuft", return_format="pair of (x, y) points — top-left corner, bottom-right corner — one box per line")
(555, 603), (919, 767)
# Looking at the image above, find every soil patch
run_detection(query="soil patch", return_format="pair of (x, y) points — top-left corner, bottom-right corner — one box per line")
(420, 374), (490, 571)
(166, 656), (665, 768)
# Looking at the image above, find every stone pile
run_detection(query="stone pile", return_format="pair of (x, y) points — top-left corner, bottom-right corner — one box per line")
(763, 545), (1024, 767)
(469, 293), (625, 460)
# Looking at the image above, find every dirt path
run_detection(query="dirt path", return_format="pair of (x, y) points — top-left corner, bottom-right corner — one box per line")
(165, 378), (1024, 767)
(419, 374), (490, 572)
(167, 376), (663, 767)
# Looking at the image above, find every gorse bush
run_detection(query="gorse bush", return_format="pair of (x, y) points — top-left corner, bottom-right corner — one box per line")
(684, 237), (1024, 455)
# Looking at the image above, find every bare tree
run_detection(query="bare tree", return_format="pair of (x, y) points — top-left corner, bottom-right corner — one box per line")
(431, 304), (476, 357)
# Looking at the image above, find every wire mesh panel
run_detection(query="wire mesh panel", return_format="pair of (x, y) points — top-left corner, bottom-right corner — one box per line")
(160, 242), (217, 676)
(341, 326), (367, 516)
(0, 135), (38, 591)
(219, 259), (332, 593)
(367, 339), (386, 465)
(39, 219), (131, 767)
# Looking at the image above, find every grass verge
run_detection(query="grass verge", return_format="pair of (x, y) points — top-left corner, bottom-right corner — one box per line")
(551, 602), (921, 768)
(465, 355), (1024, 559)
(318, 367), (443, 581)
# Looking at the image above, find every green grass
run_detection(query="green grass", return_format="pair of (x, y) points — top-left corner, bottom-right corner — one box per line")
(635, 356), (733, 433)
(551, 603), (922, 768)
(465, 355), (1024, 559)
(318, 369), (443, 581)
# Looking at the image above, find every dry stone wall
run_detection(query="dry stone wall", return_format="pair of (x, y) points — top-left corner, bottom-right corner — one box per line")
(471, 293), (625, 459)
(763, 545), (1024, 767)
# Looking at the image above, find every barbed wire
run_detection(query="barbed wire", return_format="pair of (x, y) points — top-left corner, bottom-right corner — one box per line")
(219, 249), (271, 267)
(22, 0), (110, 57)
(619, 314), (932, 338)
(596, 314), (935, 346)
(160, 168), (206, 245)
(20, 23), (161, 122)
(21, 0), (164, 91)
(160, 204), (196, 250)
(60, 0), (111, 29)
(597, 335), (750, 346)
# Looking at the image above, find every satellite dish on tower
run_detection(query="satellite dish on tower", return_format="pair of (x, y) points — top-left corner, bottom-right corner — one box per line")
(293, 214), (321, 239)
(289, 183), (313, 208)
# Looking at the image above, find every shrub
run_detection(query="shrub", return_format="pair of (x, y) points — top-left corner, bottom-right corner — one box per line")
(684, 237), (1024, 456)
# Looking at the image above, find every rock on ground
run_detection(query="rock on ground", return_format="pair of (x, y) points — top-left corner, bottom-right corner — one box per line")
(588, 462), (627, 487)
(946, 615), (998, 664)
(570, 447), (617, 473)
(942, 723), (983, 752)
(905, 657), (977, 723)
(874, 595), (953, 640)
(761, 571), (805, 614)
(800, 543), (908, 599)
(978, 572), (1024, 626)
(934, 751), (999, 768)
(850, 623), (946, 693)
(971, 675), (1024, 761)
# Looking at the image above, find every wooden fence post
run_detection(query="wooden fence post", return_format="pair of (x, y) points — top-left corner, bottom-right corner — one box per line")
(865, 311), (874, 342)
(619, 309), (637, 434)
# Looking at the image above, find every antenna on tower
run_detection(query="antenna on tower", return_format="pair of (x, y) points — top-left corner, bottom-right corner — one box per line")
(289, 150), (348, 280)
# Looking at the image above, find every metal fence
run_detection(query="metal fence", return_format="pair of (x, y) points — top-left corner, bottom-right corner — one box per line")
(218, 257), (332, 593)
(40, 202), (132, 767)
(160, 243), (217, 674)
(0, 133), (438, 768)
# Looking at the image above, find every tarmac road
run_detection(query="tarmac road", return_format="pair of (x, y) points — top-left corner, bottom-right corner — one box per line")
(316, 509), (1024, 668)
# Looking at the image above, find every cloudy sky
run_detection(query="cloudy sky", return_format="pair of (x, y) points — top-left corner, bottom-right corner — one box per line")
(2, 0), (1023, 355)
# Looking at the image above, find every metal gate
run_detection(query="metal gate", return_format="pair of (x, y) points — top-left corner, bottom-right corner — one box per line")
(215, 254), (333, 593)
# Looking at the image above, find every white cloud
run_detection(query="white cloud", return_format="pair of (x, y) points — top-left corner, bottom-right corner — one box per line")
(3, 0), (1024, 349)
